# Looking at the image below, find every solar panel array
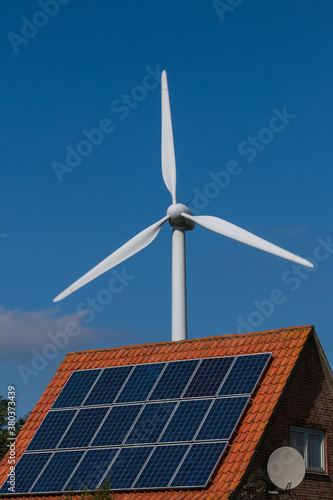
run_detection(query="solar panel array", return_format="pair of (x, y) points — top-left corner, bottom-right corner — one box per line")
(0, 353), (271, 494)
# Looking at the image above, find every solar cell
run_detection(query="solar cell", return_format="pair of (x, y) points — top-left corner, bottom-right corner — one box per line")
(0, 452), (52, 494)
(125, 402), (176, 444)
(91, 404), (142, 446)
(31, 450), (84, 493)
(170, 442), (227, 487)
(116, 363), (165, 403)
(52, 369), (101, 409)
(26, 410), (77, 451)
(159, 399), (211, 443)
(184, 356), (234, 398)
(133, 445), (188, 489)
(104, 446), (153, 490)
(84, 366), (133, 406)
(219, 353), (271, 396)
(149, 359), (199, 400)
(58, 407), (109, 449)
(65, 448), (118, 491)
(196, 396), (249, 441)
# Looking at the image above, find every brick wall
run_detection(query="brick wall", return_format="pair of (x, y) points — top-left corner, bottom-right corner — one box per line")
(233, 335), (333, 499)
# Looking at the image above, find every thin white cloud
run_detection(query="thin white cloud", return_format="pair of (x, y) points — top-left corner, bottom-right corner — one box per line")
(0, 307), (117, 362)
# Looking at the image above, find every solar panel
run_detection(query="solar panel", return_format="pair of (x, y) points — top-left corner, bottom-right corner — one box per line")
(133, 444), (188, 489)
(58, 407), (109, 449)
(159, 399), (211, 443)
(26, 410), (77, 451)
(91, 404), (142, 446)
(31, 450), (84, 493)
(116, 363), (165, 403)
(125, 402), (176, 444)
(0, 453), (52, 494)
(170, 442), (227, 487)
(84, 366), (133, 406)
(196, 396), (249, 441)
(65, 448), (118, 491)
(103, 446), (153, 490)
(149, 359), (199, 400)
(219, 353), (271, 395)
(183, 356), (234, 397)
(52, 369), (101, 409)
(6, 352), (271, 494)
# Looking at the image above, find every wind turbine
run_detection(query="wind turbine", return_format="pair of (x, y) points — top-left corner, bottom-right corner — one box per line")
(53, 70), (313, 341)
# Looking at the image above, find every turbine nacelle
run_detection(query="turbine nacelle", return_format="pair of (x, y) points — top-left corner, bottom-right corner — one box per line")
(167, 203), (195, 230)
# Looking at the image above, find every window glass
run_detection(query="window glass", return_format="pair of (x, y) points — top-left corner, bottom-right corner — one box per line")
(308, 433), (322, 469)
(290, 427), (325, 473)
(290, 430), (305, 457)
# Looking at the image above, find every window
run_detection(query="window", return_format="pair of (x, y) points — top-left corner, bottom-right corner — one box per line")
(290, 427), (326, 473)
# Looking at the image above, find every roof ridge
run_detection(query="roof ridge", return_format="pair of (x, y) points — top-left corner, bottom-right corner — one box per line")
(63, 325), (314, 357)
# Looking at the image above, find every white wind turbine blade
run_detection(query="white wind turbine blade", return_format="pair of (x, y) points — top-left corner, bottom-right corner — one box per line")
(182, 213), (313, 268)
(161, 70), (177, 203)
(53, 215), (170, 302)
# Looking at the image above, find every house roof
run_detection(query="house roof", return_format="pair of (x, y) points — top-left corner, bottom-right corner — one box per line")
(0, 325), (323, 499)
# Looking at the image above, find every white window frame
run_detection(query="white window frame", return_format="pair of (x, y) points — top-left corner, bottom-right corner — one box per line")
(290, 426), (326, 473)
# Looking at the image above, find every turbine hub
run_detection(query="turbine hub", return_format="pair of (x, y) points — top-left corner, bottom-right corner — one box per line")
(167, 203), (195, 230)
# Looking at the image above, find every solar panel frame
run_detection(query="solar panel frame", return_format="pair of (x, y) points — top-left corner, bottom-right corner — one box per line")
(52, 369), (102, 409)
(169, 442), (228, 488)
(83, 365), (134, 406)
(218, 352), (271, 396)
(115, 362), (166, 403)
(30, 450), (85, 493)
(195, 396), (250, 441)
(63, 448), (119, 492)
(158, 399), (212, 443)
(148, 359), (200, 401)
(132, 444), (189, 490)
(26, 409), (78, 451)
(0, 452), (53, 495)
(57, 407), (109, 449)
(124, 401), (177, 445)
(8, 352), (272, 494)
(183, 356), (235, 398)
(91, 404), (143, 447)
(100, 446), (154, 491)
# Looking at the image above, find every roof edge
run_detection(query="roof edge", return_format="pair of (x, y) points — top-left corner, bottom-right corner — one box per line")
(229, 325), (321, 498)
(62, 325), (314, 358)
(312, 330), (333, 396)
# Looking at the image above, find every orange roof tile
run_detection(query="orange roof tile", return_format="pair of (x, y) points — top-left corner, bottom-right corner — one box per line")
(0, 325), (316, 499)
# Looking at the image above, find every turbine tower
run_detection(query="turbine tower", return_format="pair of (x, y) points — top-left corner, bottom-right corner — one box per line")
(54, 70), (313, 341)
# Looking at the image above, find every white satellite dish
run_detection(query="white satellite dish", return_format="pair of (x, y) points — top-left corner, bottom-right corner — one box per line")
(53, 70), (313, 342)
(267, 446), (305, 490)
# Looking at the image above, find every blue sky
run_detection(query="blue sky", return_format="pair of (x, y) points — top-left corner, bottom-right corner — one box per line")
(1, 0), (332, 417)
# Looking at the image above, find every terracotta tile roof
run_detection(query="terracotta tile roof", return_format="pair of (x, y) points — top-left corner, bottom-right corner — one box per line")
(0, 325), (315, 500)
